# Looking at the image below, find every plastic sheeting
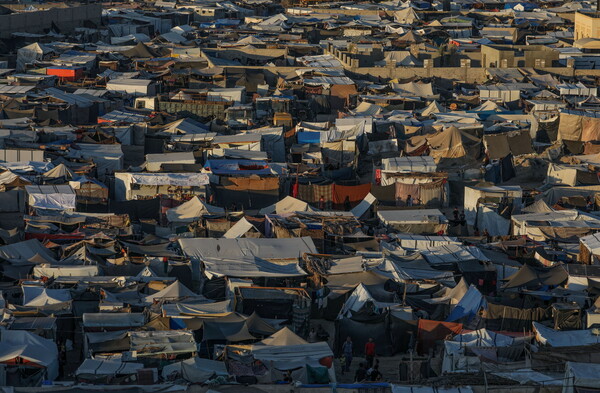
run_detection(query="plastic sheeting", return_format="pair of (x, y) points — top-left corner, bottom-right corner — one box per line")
(162, 358), (228, 383)
(26, 185), (76, 210)
(533, 322), (600, 347)
(0, 330), (59, 380)
(446, 285), (487, 322)
(166, 197), (224, 223)
(202, 256), (307, 279)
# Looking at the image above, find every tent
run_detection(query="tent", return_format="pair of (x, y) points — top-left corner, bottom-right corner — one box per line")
(143, 280), (202, 304)
(503, 264), (568, 289)
(179, 237), (317, 281)
(259, 196), (315, 215)
(377, 209), (448, 234)
(338, 283), (398, 319)
(420, 101), (447, 117)
(394, 7), (420, 24)
(17, 43), (54, 71)
(76, 358), (144, 381)
(563, 362), (600, 393)
(260, 327), (307, 346)
(223, 217), (263, 238)
(25, 185), (76, 211)
(533, 322), (600, 347)
(442, 329), (518, 373)
(43, 163), (74, 180)
(445, 285), (487, 322)
(426, 126), (481, 162)
(166, 196), (225, 223)
(162, 357), (228, 383)
(0, 330), (59, 381)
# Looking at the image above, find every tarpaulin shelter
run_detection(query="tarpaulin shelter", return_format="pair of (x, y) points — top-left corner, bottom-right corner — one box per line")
(166, 196), (225, 223)
(0, 329), (59, 381)
(179, 237), (316, 281)
(25, 185), (76, 212)
(426, 126), (481, 163)
(562, 362), (600, 393)
(162, 357), (228, 383)
(463, 184), (523, 226)
(503, 264), (568, 289)
(143, 280), (203, 304)
(259, 196), (315, 215)
(76, 359), (144, 383)
(377, 209), (449, 234)
(417, 319), (463, 355)
(533, 322), (600, 347)
(442, 328), (520, 373)
(446, 285), (487, 323)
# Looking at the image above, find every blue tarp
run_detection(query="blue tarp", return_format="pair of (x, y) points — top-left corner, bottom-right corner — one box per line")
(446, 285), (487, 322)
(297, 131), (321, 144)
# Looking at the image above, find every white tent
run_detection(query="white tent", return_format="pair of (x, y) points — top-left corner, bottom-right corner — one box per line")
(338, 283), (398, 319)
(25, 185), (76, 211)
(223, 217), (262, 238)
(259, 196), (315, 215)
(144, 280), (200, 304)
(179, 237), (316, 281)
(166, 196), (225, 223)
(22, 286), (71, 307)
(420, 100), (447, 117)
(43, 163), (74, 180)
(17, 43), (54, 71)
(0, 330), (59, 380)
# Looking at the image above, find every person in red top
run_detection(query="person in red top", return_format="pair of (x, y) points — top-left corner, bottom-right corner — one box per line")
(364, 337), (376, 368)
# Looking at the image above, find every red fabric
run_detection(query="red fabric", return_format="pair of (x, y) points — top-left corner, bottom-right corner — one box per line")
(417, 319), (462, 355)
(319, 356), (333, 368)
(365, 342), (376, 356)
(332, 183), (371, 207)
(291, 182), (299, 197)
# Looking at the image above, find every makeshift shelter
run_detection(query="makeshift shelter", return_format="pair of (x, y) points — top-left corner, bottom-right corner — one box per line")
(179, 237), (317, 281)
(166, 196), (225, 223)
(76, 359), (144, 384)
(69, 176), (109, 205)
(162, 357), (228, 383)
(0, 330), (59, 382)
(377, 209), (449, 234)
(25, 185), (76, 212)
(503, 264), (568, 289)
(259, 196), (315, 215)
(426, 126), (481, 163)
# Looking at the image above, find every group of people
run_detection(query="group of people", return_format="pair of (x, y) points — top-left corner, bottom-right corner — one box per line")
(341, 337), (382, 382)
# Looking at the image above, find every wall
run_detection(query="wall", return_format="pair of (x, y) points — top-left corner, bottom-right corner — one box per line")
(0, 4), (102, 38)
(575, 11), (600, 40)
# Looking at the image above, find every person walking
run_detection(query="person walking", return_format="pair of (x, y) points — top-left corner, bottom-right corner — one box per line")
(341, 336), (353, 374)
(364, 337), (376, 368)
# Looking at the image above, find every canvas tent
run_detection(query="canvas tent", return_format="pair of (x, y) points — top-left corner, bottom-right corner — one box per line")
(259, 196), (315, 215)
(166, 197), (225, 223)
(25, 185), (76, 211)
(0, 330), (59, 381)
(179, 237), (317, 280)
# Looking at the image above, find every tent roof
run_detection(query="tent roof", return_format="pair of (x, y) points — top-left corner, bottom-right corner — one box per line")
(503, 264), (568, 289)
(166, 196), (225, 223)
(43, 163), (74, 179)
(259, 195), (315, 215)
(144, 280), (199, 303)
(260, 327), (308, 346)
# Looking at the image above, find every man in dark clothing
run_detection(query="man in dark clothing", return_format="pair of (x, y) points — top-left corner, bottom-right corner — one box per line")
(354, 363), (367, 382)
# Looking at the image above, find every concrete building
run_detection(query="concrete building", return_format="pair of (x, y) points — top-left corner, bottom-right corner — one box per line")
(575, 11), (600, 40)
(481, 44), (559, 68)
